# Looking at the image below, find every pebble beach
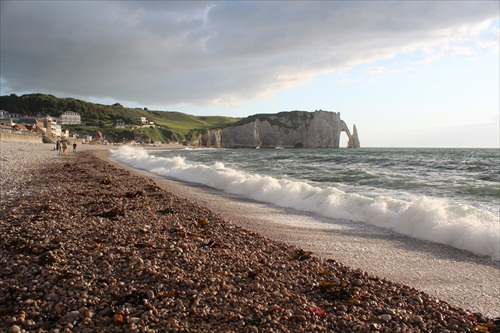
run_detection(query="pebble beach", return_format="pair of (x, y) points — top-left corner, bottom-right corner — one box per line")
(0, 141), (499, 333)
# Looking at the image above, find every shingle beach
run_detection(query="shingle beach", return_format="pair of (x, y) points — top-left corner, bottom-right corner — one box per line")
(1, 141), (498, 333)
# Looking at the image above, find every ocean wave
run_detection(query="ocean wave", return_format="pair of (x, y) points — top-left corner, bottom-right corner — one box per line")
(112, 146), (500, 260)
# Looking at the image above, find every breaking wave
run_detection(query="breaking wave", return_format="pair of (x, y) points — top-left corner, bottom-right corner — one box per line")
(112, 146), (499, 260)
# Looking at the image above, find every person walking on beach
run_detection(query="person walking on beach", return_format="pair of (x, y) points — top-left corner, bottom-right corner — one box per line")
(73, 143), (77, 153)
(60, 138), (68, 155)
(56, 140), (61, 155)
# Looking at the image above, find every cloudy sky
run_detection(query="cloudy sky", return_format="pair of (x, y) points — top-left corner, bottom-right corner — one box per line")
(1, 1), (498, 147)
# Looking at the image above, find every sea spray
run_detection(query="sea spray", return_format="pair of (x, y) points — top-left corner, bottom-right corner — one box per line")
(112, 146), (500, 260)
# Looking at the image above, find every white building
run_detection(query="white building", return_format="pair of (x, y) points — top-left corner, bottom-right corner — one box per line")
(7, 113), (23, 119)
(136, 116), (147, 125)
(115, 119), (126, 128)
(60, 111), (81, 125)
(42, 116), (62, 137)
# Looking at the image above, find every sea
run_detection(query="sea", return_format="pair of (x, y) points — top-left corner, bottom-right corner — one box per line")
(112, 146), (500, 261)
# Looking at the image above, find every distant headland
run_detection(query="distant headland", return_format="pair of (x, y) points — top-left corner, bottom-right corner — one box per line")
(0, 93), (359, 148)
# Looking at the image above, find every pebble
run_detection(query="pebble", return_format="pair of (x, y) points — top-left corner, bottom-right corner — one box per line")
(0, 142), (496, 333)
(9, 325), (21, 333)
(352, 278), (363, 287)
(127, 317), (141, 324)
(380, 314), (392, 322)
(66, 310), (81, 321)
(414, 315), (425, 325)
(146, 289), (155, 300)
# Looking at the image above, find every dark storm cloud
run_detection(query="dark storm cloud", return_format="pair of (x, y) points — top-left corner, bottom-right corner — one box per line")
(0, 1), (497, 106)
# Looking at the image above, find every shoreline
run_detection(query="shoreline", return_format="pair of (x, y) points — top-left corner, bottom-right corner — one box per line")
(1, 141), (498, 332)
(102, 145), (500, 319)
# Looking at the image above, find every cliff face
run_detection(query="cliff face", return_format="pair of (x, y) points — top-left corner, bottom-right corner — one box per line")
(196, 129), (222, 148)
(192, 111), (360, 148)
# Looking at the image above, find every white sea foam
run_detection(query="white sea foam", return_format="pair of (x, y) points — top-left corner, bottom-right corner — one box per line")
(112, 146), (500, 260)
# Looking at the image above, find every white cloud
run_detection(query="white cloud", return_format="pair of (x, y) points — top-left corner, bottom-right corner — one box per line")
(366, 67), (388, 74)
(0, 1), (498, 107)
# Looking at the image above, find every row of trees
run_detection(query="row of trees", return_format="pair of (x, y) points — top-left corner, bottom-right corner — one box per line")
(0, 93), (143, 125)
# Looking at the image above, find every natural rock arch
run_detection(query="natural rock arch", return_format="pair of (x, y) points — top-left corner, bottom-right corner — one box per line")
(339, 121), (360, 148)
(205, 111), (360, 148)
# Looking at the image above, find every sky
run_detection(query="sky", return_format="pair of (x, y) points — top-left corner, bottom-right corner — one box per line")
(1, 1), (499, 148)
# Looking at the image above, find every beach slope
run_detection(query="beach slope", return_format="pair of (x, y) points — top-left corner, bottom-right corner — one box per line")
(0, 142), (498, 332)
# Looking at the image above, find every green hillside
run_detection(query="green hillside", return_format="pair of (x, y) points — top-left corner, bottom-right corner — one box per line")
(0, 93), (240, 143)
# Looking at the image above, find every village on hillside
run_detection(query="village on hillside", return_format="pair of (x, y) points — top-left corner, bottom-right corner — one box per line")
(0, 110), (156, 145)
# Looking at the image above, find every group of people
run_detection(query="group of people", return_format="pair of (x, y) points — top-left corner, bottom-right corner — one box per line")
(55, 139), (77, 155)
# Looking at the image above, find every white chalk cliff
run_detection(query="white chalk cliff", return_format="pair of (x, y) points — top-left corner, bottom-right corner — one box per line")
(195, 110), (360, 148)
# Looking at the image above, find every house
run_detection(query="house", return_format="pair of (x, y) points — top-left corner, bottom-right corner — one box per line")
(82, 135), (93, 144)
(45, 120), (62, 138)
(7, 113), (24, 119)
(136, 116), (147, 125)
(13, 124), (29, 132)
(60, 111), (81, 125)
(115, 119), (126, 128)
(0, 118), (14, 126)
(17, 117), (44, 129)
